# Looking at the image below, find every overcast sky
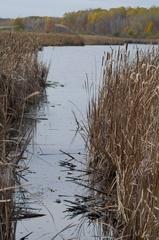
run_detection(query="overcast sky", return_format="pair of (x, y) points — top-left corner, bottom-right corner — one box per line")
(1, 0), (159, 18)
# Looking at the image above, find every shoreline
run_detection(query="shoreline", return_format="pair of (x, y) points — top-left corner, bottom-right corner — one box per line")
(38, 33), (159, 46)
(81, 34), (159, 46)
(0, 31), (158, 46)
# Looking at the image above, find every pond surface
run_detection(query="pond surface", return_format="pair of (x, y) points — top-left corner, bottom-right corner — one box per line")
(16, 44), (155, 240)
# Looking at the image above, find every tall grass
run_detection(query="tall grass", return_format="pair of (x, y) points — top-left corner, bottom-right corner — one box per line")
(0, 32), (48, 240)
(0, 31), (84, 47)
(81, 34), (159, 45)
(36, 32), (84, 46)
(86, 47), (159, 239)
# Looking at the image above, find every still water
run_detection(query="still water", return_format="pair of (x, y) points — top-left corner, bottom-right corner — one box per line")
(16, 44), (154, 240)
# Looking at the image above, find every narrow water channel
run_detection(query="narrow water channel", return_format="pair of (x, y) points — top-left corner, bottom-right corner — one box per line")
(16, 44), (154, 240)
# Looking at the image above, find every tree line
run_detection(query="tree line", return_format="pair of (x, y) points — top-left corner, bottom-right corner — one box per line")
(2, 7), (159, 38)
(62, 7), (159, 37)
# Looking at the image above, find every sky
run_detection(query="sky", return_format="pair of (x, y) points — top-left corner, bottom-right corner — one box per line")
(1, 0), (159, 18)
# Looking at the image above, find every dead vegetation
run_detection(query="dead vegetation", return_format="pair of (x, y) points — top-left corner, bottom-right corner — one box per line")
(36, 32), (84, 46)
(2, 31), (158, 48)
(83, 46), (159, 239)
(81, 34), (159, 46)
(0, 31), (84, 47)
(0, 32), (48, 240)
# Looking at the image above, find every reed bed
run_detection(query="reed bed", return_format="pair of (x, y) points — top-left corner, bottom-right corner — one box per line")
(85, 47), (159, 239)
(0, 32), (48, 240)
(0, 31), (84, 47)
(36, 32), (84, 46)
(81, 34), (159, 46)
(1, 32), (158, 48)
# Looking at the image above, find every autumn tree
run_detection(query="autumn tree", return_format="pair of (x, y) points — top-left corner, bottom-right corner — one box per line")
(44, 17), (54, 33)
(145, 21), (154, 34)
(10, 7), (159, 37)
(12, 18), (25, 31)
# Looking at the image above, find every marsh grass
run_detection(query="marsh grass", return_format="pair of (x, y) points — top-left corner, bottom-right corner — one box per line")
(0, 32), (48, 240)
(36, 32), (84, 46)
(85, 46), (159, 239)
(80, 34), (159, 46)
(0, 31), (84, 47)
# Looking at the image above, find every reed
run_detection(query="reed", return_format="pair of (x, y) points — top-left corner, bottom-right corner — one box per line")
(1, 31), (158, 48)
(80, 34), (159, 45)
(0, 31), (84, 47)
(36, 32), (84, 46)
(86, 46), (159, 239)
(0, 31), (48, 240)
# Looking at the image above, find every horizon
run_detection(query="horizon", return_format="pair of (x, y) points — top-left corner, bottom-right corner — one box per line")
(0, 0), (159, 18)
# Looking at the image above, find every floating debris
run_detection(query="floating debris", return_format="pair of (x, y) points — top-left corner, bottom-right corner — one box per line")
(55, 199), (61, 204)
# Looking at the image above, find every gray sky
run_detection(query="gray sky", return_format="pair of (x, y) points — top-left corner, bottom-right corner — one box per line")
(1, 0), (159, 18)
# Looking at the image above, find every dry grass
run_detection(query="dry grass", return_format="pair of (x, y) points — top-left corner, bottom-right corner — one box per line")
(0, 31), (84, 48)
(1, 32), (158, 48)
(0, 31), (48, 240)
(81, 34), (159, 45)
(36, 32), (84, 46)
(86, 47), (159, 239)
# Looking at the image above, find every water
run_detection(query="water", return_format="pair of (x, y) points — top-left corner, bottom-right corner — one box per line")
(16, 44), (156, 240)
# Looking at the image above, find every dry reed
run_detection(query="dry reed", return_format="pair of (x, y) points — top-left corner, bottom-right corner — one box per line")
(0, 31), (84, 47)
(80, 34), (159, 46)
(0, 32), (48, 240)
(86, 47), (159, 239)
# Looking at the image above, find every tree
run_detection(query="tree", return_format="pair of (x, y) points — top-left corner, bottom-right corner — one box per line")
(44, 17), (54, 33)
(12, 18), (25, 31)
(62, 7), (159, 37)
(145, 21), (154, 34)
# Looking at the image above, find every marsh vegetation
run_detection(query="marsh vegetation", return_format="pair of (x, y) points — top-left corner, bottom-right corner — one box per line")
(81, 47), (159, 239)
(1, 30), (159, 240)
(0, 32), (48, 240)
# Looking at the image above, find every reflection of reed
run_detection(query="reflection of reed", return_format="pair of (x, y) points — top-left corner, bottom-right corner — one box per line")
(0, 32), (48, 240)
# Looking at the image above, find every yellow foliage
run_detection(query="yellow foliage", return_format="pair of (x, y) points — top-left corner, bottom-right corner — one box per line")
(145, 21), (154, 33)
